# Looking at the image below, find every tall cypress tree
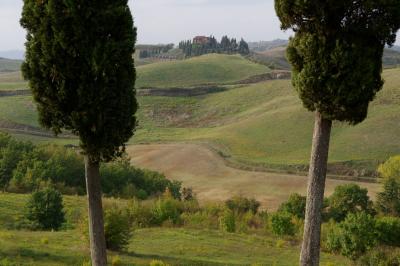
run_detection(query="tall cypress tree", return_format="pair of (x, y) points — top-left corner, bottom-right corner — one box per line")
(21, 0), (137, 265)
(275, 0), (400, 265)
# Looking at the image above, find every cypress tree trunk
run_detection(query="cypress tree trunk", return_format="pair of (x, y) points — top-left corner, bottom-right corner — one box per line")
(300, 112), (332, 266)
(85, 156), (107, 266)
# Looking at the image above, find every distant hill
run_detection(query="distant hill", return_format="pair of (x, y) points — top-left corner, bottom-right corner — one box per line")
(0, 50), (24, 60)
(248, 39), (288, 52)
(249, 41), (400, 70)
(0, 58), (22, 73)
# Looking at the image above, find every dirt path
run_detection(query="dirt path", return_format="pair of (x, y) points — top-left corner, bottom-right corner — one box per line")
(127, 143), (381, 210)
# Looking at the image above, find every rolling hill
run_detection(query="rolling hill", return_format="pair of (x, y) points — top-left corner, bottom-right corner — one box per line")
(0, 57), (22, 73)
(0, 55), (399, 177)
(136, 53), (271, 88)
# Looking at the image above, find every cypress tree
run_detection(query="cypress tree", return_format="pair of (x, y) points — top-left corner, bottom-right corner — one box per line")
(275, 0), (400, 265)
(20, 0), (137, 265)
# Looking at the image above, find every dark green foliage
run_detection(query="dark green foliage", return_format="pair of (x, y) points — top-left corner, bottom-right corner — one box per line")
(375, 216), (400, 247)
(25, 187), (65, 230)
(104, 206), (132, 251)
(21, 0), (138, 162)
(326, 212), (377, 260)
(181, 187), (194, 201)
(271, 212), (295, 236)
(328, 184), (375, 222)
(275, 0), (400, 124)
(376, 178), (400, 216)
(225, 196), (260, 215)
(278, 193), (306, 219)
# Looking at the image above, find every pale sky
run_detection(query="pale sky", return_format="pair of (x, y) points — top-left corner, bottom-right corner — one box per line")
(0, 0), (398, 51)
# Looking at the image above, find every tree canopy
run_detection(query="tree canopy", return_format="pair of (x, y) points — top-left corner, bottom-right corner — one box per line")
(275, 0), (400, 124)
(21, 0), (138, 162)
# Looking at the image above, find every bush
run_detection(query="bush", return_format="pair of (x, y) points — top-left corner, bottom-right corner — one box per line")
(378, 155), (400, 180)
(225, 195), (260, 215)
(151, 197), (183, 226)
(357, 248), (400, 266)
(278, 193), (306, 219)
(126, 200), (154, 228)
(326, 212), (377, 260)
(219, 208), (236, 233)
(376, 177), (400, 216)
(328, 184), (375, 222)
(270, 212), (295, 236)
(375, 216), (400, 246)
(104, 206), (132, 251)
(25, 187), (65, 230)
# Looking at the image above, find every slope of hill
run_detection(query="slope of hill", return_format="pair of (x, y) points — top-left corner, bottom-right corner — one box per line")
(0, 58), (22, 73)
(0, 56), (399, 176)
(249, 43), (400, 70)
(136, 53), (270, 88)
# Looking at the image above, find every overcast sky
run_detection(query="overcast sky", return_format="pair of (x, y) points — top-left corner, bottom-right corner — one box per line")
(0, 0), (398, 51)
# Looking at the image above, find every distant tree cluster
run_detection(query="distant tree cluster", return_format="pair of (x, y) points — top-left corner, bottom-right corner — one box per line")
(178, 36), (250, 57)
(138, 44), (174, 59)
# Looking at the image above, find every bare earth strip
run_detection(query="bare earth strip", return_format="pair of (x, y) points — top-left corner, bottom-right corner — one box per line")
(127, 143), (381, 210)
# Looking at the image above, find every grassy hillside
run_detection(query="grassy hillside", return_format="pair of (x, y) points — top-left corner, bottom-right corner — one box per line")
(0, 193), (349, 265)
(0, 58), (22, 73)
(136, 54), (270, 88)
(0, 64), (399, 175)
(0, 72), (27, 91)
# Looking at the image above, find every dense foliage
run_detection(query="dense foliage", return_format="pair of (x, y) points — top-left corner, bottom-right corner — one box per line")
(278, 193), (306, 219)
(271, 211), (295, 236)
(179, 36), (250, 57)
(276, 0), (400, 124)
(328, 184), (375, 222)
(376, 178), (400, 216)
(0, 133), (181, 198)
(25, 187), (65, 230)
(104, 206), (132, 251)
(21, 0), (138, 162)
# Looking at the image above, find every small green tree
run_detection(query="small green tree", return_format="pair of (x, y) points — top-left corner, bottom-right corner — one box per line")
(104, 207), (132, 251)
(376, 178), (400, 216)
(271, 211), (296, 236)
(279, 193), (306, 219)
(275, 1), (400, 265)
(326, 212), (377, 260)
(328, 184), (375, 222)
(25, 187), (65, 230)
(21, 0), (137, 264)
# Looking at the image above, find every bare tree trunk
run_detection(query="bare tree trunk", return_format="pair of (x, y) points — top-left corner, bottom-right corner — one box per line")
(85, 156), (107, 266)
(300, 112), (332, 266)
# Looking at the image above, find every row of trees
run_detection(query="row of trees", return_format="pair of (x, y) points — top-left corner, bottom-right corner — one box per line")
(178, 36), (250, 57)
(138, 44), (174, 59)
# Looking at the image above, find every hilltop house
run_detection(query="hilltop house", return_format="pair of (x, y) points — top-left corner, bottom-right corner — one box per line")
(193, 36), (210, 45)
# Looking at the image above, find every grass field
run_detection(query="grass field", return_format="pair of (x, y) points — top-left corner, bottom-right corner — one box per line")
(0, 193), (350, 265)
(136, 54), (270, 88)
(1, 67), (400, 174)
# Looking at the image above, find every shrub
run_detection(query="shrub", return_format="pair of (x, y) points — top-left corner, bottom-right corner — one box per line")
(270, 212), (295, 236)
(111, 256), (122, 266)
(104, 206), (132, 251)
(278, 193), (306, 219)
(126, 200), (154, 228)
(375, 216), (400, 246)
(225, 196), (260, 215)
(357, 248), (400, 266)
(151, 197), (183, 225)
(326, 212), (377, 260)
(328, 184), (375, 222)
(181, 187), (195, 201)
(378, 155), (400, 180)
(376, 177), (400, 216)
(219, 208), (236, 233)
(25, 187), (65, 230)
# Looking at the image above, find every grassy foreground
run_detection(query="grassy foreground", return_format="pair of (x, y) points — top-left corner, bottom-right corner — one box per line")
(0, 193), (349, 265)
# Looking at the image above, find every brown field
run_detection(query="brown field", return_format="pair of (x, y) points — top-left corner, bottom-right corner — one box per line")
(127, 143), (381, 210)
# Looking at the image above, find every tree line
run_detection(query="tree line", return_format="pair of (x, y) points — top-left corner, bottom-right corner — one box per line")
(178, 35), (250, 57)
